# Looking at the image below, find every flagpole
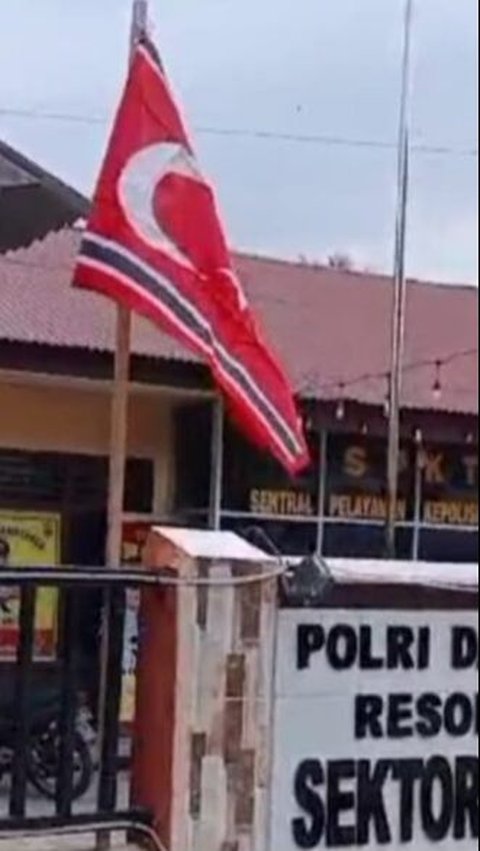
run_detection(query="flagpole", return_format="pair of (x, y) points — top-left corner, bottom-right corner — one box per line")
(106, 3), (148, 571)
(385, 0), (414, 559)
(96, 5), (148, 850)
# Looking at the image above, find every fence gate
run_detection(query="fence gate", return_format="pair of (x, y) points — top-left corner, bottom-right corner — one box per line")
(0, 566), (167, 848)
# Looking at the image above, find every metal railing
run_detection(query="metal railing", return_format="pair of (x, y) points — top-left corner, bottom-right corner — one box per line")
(0, 566), (171, 844)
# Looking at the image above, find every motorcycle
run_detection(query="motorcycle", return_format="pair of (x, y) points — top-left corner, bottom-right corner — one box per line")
(0, 684), (95, 801)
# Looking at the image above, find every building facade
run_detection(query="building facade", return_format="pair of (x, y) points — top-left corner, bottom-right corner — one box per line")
(174, 400), (478, 563)
(0, 145), (478, 569)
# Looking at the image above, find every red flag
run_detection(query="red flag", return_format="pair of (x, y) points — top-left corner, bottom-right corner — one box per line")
(74, 38), (309, 474)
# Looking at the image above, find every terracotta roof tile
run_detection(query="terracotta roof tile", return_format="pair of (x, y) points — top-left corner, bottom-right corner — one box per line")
(0, 228), (477, 415)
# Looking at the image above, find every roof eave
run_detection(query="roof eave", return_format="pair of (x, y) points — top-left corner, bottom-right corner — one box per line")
(0, 139), (90, 252)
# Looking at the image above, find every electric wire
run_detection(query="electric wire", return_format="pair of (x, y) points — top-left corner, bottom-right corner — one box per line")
(0, 106), (477, 159)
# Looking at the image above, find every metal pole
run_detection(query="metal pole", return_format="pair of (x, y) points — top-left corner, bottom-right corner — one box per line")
(316, 429), (328, 557)
(96, 4), (148, 849)
(412, 439), (423, 561)
(209, 397), (224, 530)
(385, 0), (414, 559)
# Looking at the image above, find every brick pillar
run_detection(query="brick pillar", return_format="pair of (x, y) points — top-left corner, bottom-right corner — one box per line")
(132, 529), (277, 851)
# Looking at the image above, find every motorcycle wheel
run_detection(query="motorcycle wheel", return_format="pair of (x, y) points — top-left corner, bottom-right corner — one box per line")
(27, 730), (93, 801)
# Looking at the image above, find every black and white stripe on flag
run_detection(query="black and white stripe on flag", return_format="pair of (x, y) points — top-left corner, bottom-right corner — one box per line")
(79, 232), (306, 468)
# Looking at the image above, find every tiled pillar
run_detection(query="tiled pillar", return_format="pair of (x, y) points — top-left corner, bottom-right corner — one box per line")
(132, 529), (277, 851)
(184, 561), (276, 851)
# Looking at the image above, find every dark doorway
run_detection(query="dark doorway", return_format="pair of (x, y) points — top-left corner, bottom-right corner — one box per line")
(65, 511), (106, 722)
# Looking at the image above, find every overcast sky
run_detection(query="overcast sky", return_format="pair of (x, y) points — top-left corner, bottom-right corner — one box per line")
(0, 0), (477, 283)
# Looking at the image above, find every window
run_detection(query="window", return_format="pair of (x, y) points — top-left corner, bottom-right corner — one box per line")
(124, 459), (154, 514)
(174, 402), (213, 514)
(323, 523), (413, 560)
(0, 450), (64, 506)
(419, 529), (478, 564)
(222, 516), (318, 557)
(0, 450), (154, 514)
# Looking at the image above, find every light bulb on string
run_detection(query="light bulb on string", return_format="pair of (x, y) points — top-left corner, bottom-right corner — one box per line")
(336, 399), (346, 422)
(383, 374), (391, 418)
(335, 385), (346, 421)
(432, 361), (443, 401)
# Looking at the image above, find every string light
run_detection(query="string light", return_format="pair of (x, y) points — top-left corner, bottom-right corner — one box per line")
(300, 349), (477, 401)
(383, 374), (391, 418)
(432, 361), (443, 401)
(414, 427), (423, 445)
(335, 385), (346, 421)
(361, 422), (369, 436)
(0, 247), (476, 411)
(304, 415), (314, 432)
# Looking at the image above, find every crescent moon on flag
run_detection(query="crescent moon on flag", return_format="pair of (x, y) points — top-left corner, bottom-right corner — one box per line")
(117, 141), (203, 271)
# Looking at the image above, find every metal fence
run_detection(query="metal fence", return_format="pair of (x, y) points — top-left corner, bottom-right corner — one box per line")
(0, 566), (168, 845)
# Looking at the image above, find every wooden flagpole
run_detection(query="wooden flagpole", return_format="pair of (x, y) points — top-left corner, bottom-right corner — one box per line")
(96, 5), (148, 850)
(105, 3), (148, 572)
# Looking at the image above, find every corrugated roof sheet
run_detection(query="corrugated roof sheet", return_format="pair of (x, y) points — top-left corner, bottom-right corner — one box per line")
(0, 228), (477, 414)
(0, 140), (88, 252)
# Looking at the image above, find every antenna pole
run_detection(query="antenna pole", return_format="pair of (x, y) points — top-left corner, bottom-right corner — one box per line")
(386, 0), (414, 559)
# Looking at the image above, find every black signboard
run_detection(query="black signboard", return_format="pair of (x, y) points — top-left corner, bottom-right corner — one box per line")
(222, 422), (319, 518)
(420, 444), (478, 528)
(325, 435), (416, 523)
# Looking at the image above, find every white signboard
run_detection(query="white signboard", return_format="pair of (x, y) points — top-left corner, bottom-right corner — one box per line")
(271, 609), (478, 849)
